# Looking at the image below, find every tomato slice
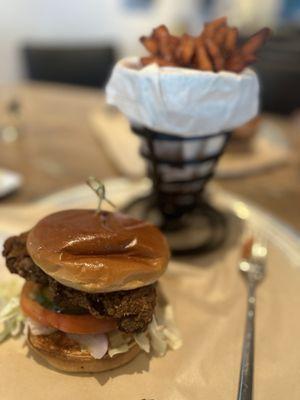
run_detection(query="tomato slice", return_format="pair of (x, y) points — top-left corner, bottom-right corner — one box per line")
(21, 282), (117, 335)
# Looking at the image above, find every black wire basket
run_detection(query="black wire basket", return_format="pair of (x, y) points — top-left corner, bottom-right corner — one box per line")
(123, 125), (231, 255)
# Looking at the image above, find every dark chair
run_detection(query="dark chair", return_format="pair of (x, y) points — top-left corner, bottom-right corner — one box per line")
(23, 44), (117, 88)
(252, 31), (300, 115)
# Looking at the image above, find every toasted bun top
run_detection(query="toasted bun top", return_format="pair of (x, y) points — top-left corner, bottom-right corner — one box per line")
(27, 210), (170, 293)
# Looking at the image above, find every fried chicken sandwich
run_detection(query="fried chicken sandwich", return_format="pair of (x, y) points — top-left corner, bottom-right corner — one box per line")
(2, 208), (176, 372)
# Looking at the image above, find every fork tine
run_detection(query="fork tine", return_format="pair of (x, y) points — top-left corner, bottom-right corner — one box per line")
(251, 237), (268, 266)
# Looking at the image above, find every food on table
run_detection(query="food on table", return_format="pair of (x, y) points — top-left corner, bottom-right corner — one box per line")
(2, 209), (181, 372)
(106, 19), (270, 210)
(106, 18), (270, 140)
(140, 17), (271, 72)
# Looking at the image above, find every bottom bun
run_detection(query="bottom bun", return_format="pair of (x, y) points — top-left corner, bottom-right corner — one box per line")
(27, 329), (141, 373)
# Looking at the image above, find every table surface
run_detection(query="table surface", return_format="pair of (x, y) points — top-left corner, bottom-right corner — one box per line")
(0, 82), (299, 231)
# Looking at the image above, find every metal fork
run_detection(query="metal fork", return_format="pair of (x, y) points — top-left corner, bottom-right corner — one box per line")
(237, 237), (268, 400)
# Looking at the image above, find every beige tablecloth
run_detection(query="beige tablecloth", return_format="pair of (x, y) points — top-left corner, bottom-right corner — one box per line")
(0, 179), (299, 400)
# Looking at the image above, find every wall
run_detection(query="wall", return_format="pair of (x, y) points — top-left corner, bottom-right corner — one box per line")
(0, 0), (201, 83)
(0, 0), (283, 83)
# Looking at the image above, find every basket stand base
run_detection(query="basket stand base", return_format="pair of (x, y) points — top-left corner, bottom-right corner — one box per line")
(122, 195), (227, 256)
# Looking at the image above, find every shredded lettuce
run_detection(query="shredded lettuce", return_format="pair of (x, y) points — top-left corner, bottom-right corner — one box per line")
(133, 332), (150, 353)
(148, 316), (168, 356)
(109, 343), (133, 358)
(25, 318), (56, 336)
(155, 303), (183, 351)
(0, 279), (24, 343)
(107, 330), (135, 357)
(133, 301), (182, 357)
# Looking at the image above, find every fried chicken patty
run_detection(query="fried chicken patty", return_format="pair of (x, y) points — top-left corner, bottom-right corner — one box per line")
(2, 233), (156, 333)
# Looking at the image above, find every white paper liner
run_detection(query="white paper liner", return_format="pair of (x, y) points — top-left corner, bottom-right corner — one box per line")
(106, 57), (259, 137)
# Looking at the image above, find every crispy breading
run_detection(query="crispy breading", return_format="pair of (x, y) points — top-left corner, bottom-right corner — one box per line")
(3, 233), (157, 333)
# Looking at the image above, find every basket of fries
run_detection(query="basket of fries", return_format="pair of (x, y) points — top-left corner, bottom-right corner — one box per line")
(132, 126), (230, 212)
(106, 17), (271, 254)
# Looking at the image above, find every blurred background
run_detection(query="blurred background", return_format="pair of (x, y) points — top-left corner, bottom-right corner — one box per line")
(0, 0), (300, 111)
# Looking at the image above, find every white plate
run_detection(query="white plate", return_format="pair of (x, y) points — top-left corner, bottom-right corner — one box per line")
(0, 168), (22, 198)
(0, 178), (299, 400)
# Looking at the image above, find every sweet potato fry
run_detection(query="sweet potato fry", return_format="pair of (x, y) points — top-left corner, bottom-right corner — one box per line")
(141, 56), (176, 67)
(155, 58), (177, 67)
(214, 26), (228, 47)
(169, 35), (180, 60)
(140, 36), (158, 55)
(140, 20), (270, 73)
(225, 52), (245, 73)
(241, 27), (271, 56)
(226, 51), (258, 72)
(158, 35), (174, 61)
(203, 16), (227, 38)
(226, 27), (270, 72)
(151, 25), (176, 62)
(170, 35), (180, 47)
(242, 53), (257, 66)
(224, 27), (238, 53)
(195, 39), (213, 71)
(152, 25), (170, 40)
(140, 56), (156, 66)
(176, 34), (195, 66)
(243, 53), (257, 63)
(205, 38), (224, 71)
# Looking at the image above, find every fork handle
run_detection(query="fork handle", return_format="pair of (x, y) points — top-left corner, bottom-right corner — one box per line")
(237, 283), (256, 400)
